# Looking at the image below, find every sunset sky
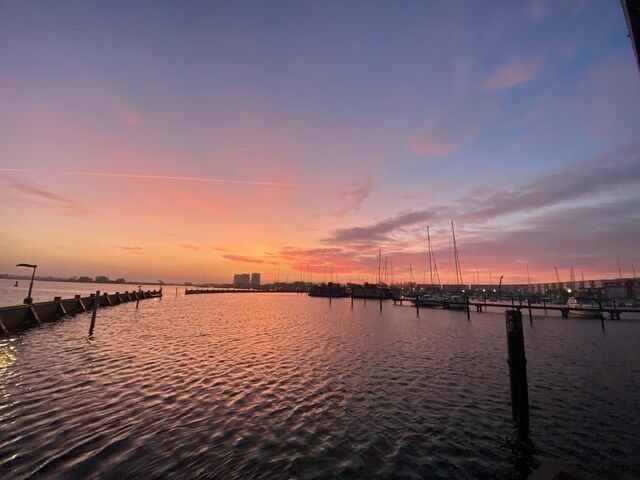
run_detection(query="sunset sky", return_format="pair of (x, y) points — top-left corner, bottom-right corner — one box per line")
(1, 1), (639, 284)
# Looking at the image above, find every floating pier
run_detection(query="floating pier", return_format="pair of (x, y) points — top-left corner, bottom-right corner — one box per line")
(185, 288), (279, 295)
(0, 289), (163, 335)
(468, 300), (638, 320)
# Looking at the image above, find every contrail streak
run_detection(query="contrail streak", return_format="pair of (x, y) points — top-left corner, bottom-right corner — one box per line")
(0, 168), (326, 189)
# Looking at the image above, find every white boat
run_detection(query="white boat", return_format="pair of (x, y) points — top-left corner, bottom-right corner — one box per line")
(566, 297), (601, 317)
(412, 294), (445, 308)
(445, 294), (469, 310)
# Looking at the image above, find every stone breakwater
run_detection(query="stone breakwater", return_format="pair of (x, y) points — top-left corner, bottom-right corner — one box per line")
(0, 289), (162, 335)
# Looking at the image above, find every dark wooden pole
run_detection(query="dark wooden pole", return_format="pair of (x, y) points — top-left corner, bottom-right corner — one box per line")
(527, 298), (533, 324)
(89, 290), (100, 335)
(466, 296), (470, 320)
(505, 309), (530, 440)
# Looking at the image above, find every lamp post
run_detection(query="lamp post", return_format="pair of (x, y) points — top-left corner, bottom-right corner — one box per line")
(16, 263), (37, 304)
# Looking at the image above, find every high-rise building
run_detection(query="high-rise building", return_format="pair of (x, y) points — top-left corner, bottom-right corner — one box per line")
(250, 273), (261, 286)
(233, 273), (251, 286)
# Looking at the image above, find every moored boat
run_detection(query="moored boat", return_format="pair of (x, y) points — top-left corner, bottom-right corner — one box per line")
(412, 294), (446, 308)
(308, 283), (349, 297)
(566, 297), (601, 318)
(444, 294), (469, 310)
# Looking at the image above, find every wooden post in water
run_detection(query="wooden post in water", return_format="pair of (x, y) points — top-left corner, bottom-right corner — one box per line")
(350, 290), (353, 309)
(89, 290), (100, 335)
(543, 300), (547, 315)
(466, 296), (470, 320)
(527, 298), (533, 324)
(415, 295), (420, 317)
(597, 299), (603, 320)
(379, 292), (383, 311)
(505, 309), (530, 441)
(136, 286), (141, 309)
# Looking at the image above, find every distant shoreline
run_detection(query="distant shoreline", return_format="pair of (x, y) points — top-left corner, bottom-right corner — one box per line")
(1, 274), (168, 287)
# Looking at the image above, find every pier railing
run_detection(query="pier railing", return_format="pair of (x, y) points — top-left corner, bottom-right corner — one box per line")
(0, 289), (163, 335)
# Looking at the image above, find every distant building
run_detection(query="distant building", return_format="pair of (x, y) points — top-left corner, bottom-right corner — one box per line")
(250, 273), (261, 286)
(233, 273), (251, 286)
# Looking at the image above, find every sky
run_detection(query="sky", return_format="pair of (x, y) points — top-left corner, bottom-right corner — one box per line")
(1, 0), (639, 285)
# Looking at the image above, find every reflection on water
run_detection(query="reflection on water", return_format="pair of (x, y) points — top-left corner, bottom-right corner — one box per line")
(0, 292), (638, 479)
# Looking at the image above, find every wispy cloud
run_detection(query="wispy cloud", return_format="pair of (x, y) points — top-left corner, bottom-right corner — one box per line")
(407, 103), (497, 157)
(325, 140), (640, 247)
(333, 179), (373, 216)
(221, 254), (264, 264)
(177, 243), (200, 251)
(115, 100), (143, 126)
(117, 245), (145, 254)
(483, 60), (541, 91)
(0, 175), (91, 217)
(0, 168), (326, 189)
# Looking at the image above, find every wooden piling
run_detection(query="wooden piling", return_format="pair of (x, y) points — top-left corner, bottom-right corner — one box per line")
(527, 298), (533, 324)
(415, 295), (420, 317)
(597, 299), (603, 320)
(89, 290), (100, 335)
(76, 294), (87, 312)
(54, 296), (67, 316)
(466, 297), (470, 320)
(505, 309), (530, 441)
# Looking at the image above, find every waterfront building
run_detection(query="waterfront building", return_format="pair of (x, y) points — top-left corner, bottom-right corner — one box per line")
(250, 273), (261, 287)
(233, 273), (251, 286)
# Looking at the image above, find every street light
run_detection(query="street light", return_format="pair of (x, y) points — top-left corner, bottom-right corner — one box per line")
(16, 263), (37, 304)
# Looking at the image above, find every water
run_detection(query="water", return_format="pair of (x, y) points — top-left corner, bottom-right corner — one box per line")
(0, 288), (639, 479)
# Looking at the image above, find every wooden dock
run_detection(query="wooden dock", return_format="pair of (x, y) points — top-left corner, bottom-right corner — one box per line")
(393, 297), (640, 320)
(468, 300), (639, 320)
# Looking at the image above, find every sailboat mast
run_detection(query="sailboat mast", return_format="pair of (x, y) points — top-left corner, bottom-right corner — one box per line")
(617, 258), (623, 278)
(451, 221), (462, 288)
(427, 226), (434, 286)
(378, 250), (382, 285)
(384, 256), (388, 284)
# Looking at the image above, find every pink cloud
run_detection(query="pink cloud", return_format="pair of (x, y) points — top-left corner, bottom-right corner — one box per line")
(116, 245), (145, 254)
(484, 60), (541, 91)
(177, 243), (200, 251)
(333, 179), (373, 216)
(221, 254), (264, 264)
(408, 103), (497, 157)
(116, 100), (142, 126)
(407, 127), (461, 156)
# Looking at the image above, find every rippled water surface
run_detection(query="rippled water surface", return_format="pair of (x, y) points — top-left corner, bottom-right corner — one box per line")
(1, 291), (639, 479)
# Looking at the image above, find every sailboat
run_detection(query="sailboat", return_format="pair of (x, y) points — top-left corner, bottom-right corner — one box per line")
(350, 250), (393, 299)
(445, 221), (468, 310)
(413, 226), (446, 307)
